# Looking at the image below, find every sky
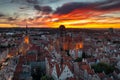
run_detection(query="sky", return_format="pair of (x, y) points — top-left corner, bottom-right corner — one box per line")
(0, 0), (120, 28)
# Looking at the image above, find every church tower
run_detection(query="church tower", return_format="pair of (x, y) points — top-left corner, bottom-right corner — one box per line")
(59, 25), (66, 51)
(24, 24), (29, 44)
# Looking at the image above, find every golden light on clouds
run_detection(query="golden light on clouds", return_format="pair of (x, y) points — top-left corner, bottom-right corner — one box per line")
(0, 23), (17, 28)
(0, 8), (120, 28)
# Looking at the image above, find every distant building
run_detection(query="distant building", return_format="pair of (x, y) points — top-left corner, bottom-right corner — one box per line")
(52, 63), (74, 80)
(24, 24), (29, 44)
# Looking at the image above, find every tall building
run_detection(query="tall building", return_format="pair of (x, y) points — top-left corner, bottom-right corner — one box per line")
(24, 24), (29, 44)
(59, 25), (66, 51)
(18, 24), (30, 55)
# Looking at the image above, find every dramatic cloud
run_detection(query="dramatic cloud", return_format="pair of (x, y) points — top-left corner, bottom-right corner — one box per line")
(19, 6), (30, 10)
(11, 0), (38, 4)
(97, 0), (120, 10)
(26, 0), (38, 4)
(54, 2), (92, 14)
(54, 1), (120, 15)
(0, 0), (120, 28)
(0, 13), (5, 17)
(8, 17), (17, 21)
(34, 5), (41, 11)
(10, 0), (61, 5)
(41, 6), (53, 13)
(34, 5), (53, 13)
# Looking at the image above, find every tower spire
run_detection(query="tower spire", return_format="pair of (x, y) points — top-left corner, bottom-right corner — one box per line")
(26, 24), (28, 35)
(59, 25), (66, 51)
(24, 24), (29, 44)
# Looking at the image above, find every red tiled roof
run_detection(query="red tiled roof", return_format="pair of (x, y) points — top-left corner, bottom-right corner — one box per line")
(67, 77), (76, 80)
(26, 54), (36, 62)
(30, 44), (39, 50)
(107, 78), (113, 80)
(79, 62), (94, 75)
(64, 62), (73, 72)
(54, 62), (73, 77)
(63, 55), (72, 61)
(56, 64), (61, 77)
(98, 72), (106, 79)
(15, 64), (22, 73)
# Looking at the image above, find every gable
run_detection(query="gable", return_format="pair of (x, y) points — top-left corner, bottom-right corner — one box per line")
(59, 65), (73, 80)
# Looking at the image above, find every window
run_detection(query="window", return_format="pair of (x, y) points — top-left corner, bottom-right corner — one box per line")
(67, 73), (70, 75)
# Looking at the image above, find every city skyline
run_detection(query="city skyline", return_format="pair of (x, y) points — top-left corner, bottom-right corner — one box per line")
(0, 0), (120, 28)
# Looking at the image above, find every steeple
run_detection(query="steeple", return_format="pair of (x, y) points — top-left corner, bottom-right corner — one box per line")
(24, 24), (29, 44)
(26, 24), (28, 35)
(59, 25), (66, 51)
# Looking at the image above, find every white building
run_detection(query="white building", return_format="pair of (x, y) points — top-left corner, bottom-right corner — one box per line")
(52, 63), (74, 80)
(0, 49), (9, 61)
(117, 61), (120, 70)
(69, 49), (82, 59)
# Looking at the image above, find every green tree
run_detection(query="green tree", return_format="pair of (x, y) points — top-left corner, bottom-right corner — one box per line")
(82, 52), (86, 58)
(74, 57), (82, 62)
(91, 62), (115, 74)
(41, 75), (47, 80)
(31, 67), (41, 80)
(41, 75), (54, 80)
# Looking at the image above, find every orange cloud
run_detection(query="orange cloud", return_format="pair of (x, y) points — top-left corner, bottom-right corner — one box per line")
(43, 9), (120, 28)
(0, 23), (17, 28)
(0, 7), (120, 28)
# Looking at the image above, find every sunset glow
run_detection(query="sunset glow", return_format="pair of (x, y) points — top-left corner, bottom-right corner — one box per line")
(0, 0), (120, 28)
